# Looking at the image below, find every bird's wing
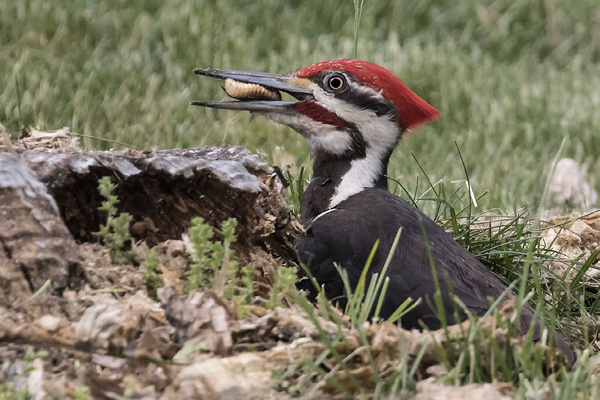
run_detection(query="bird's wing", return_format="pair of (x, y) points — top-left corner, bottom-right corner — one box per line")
(297, 187), (508, 329)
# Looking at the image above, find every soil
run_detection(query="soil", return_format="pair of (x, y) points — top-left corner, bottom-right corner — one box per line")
(0, 129), (597, 399)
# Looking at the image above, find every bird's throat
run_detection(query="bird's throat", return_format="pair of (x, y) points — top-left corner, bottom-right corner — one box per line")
(300, 151), (388, 225)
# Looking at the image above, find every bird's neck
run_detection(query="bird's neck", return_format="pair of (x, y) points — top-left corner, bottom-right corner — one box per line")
(300, 149), (392, 225)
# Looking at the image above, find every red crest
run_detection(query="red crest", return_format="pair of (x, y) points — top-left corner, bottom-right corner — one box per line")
(296, 59), (440, 129)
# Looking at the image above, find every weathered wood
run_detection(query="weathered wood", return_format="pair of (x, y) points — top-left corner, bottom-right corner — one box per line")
(0, 154), (83, 306)
(18, 146), (302, 286)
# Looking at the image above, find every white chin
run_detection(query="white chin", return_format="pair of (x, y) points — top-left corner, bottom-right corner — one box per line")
(263, 112), (353, 156)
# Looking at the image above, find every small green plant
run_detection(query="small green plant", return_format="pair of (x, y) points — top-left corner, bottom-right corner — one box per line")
(0, 346), (49, 399)
(73, 385), (92, 400)
(142, 249), (162, 300)
(284, 166), (309, 219)
(185, 217), (254, 307)
(22, 346), (48, 374)
(0, 382), (30, 400)
(266, 266), (298, 309)
(93, 176), (134, 264)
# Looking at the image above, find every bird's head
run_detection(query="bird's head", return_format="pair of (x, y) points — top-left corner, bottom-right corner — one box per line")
(193, 59), (439, 156)
(193, 59), (439, 212)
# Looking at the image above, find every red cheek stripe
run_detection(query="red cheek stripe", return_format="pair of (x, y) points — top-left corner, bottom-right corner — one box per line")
(294, 101), (346, 129)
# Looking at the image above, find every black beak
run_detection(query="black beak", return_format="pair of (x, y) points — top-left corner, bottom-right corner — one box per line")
(191, 68), (313, 113)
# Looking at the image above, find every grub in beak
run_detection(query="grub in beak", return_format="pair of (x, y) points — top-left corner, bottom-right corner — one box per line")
(192, 68), (313, 113)
(223, 78), (281, 101)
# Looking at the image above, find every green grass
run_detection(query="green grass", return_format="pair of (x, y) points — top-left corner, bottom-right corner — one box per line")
(396, 148), (599, 346)
(1, 0), (599, 210)
(2, 1), (600, 397)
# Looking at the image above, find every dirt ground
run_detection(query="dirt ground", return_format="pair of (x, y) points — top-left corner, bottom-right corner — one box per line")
(1, 130), (599, 399)
(2, 210), (598, 399)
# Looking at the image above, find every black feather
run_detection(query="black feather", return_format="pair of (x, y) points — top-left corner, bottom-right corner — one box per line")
(296, 187), (575, 364)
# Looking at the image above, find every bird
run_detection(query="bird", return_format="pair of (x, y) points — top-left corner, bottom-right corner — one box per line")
(192, 58), (574, 364)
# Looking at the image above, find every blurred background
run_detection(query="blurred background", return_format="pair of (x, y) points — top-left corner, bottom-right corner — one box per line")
(1, 0), (599, 210)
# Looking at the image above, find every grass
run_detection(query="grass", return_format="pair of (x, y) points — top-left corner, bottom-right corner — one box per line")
(399, 147), (599, 344)
(2, 0), (600, 398)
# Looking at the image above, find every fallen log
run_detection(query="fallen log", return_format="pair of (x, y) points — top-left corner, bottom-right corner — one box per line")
(0, 154), (84, 307)
(2, 132), (302, 291)
(26, 146), (299, 262)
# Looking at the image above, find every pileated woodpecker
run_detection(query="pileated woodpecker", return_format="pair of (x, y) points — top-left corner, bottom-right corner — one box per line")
(192, 59), (574, 364)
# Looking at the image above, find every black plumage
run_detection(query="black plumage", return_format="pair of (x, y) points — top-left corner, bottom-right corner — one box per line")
(297, 187), (574, 363)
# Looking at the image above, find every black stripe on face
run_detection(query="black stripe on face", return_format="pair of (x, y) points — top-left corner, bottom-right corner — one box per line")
(345, 123), (367, 159)
(316, 72), (399, 121)
(338, 84), (398, 119)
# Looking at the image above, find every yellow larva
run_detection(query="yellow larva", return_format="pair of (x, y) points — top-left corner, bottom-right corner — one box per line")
(224, 78), (281, 101)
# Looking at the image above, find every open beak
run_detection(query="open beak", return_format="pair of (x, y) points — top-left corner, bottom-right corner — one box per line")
(191, 68), (313, 114)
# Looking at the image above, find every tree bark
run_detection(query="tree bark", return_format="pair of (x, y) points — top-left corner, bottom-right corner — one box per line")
(18, 145), (302, 288)
(0, 154), (84, 307)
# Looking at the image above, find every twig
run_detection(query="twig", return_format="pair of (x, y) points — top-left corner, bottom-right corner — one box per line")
(0, 122), (15, 154)
(214, 244), (230, 296)
(68, 132), (142, 150)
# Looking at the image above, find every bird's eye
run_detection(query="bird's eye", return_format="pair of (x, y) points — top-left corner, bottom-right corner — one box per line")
(324, 73), (346, 92)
